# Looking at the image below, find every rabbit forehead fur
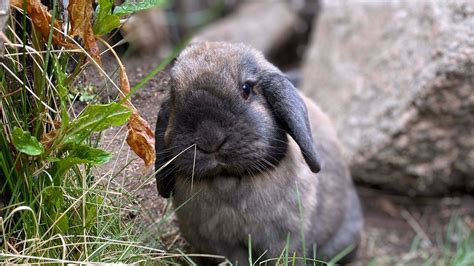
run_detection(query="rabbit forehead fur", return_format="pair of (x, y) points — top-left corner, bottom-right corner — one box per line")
(171, 42), (278, 92)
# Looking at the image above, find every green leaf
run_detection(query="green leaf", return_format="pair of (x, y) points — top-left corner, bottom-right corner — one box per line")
(95, 0), (114, 17)
(46, 157), (61, 162)
(85, 203), (97, 229)
(53, 213), (69, 234)
(53, 61), (70, 126)
(11, 127), (45, 156)
(114, 0), (167, 15)
(79, 92), (96, 103)
(66, 144), (112, 165)
(93, 0), (121, 36)
(94, 14), (120, 36)
(50, 144), (112, 178)
(45, 187), (64, 210)
(43, 188), (69, 234)
(65, 103), (132, 144)
(52, 157), (91, 179)
(96, 195), (104, 205)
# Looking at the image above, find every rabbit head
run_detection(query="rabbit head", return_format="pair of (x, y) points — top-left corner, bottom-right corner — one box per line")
(155, 42), (321, 198)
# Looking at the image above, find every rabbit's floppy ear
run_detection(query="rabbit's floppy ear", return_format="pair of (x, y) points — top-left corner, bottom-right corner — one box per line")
(155, 99), (175, 198)
(260, 72), (321, 173)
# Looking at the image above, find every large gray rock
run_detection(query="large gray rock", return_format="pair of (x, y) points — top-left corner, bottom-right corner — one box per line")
(121, 9), (170, 55)
(301, 0), (474, 195)
(194, 1), (314, 58)
(0, 0), (8, 33)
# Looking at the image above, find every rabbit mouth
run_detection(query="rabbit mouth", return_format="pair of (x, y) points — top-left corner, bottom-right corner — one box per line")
(174, 149), (278, 179)
(173, 149), (251, 178)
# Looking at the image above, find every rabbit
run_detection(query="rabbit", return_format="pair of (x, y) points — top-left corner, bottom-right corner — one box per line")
(155, 41), (363, 265)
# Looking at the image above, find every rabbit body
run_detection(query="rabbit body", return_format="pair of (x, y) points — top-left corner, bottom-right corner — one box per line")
(155, 42), (363, 264)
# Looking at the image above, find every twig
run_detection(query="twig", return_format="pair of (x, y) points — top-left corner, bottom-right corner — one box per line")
(0, 88), (23, 98)
(0, 31), (13, 45)
(401, 208), (432, 247)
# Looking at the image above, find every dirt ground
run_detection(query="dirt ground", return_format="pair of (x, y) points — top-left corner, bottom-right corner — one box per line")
(89, 52), (474, 265)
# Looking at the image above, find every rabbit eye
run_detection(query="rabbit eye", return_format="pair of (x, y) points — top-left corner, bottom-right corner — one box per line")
(241, 83), (252, 100)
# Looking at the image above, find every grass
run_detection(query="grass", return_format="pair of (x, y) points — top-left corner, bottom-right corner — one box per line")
(0, 1), (173, 263)
(368, 215), (474, 266)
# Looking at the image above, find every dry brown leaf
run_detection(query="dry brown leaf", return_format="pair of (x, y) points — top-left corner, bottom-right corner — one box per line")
(40, 128), (59, 150)
(126, 111), (156, 167)
(97, 37), (156, 167)
(119, 60), (133, 107)
(121, 62), (155, 167)
(10, 0), (75, 49)
(67, 0), (101, 65)
(40, 120), (62, 150)
(120, 55), (154, 167)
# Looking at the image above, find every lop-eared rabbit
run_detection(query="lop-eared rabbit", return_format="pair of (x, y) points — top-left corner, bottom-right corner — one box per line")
(155, 42), (363, 265)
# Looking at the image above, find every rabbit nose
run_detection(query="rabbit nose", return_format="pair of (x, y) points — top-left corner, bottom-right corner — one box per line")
(195, 120), (227, 153)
